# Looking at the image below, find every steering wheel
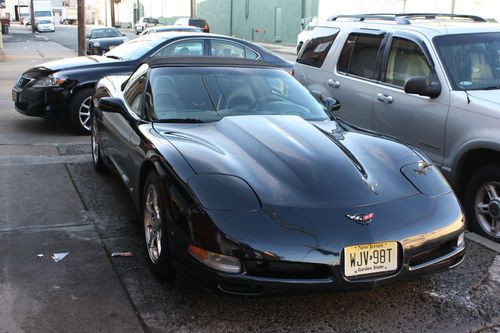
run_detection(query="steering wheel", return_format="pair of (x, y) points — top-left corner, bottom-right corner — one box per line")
(248, 96), (284, 112)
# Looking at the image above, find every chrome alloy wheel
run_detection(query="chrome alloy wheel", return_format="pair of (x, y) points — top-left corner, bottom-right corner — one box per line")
(79, 96), (92, 132)
(144, 184), (163, 263)
(475, 181), (500, 238)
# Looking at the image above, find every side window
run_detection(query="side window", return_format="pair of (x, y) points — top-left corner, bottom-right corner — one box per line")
(384, 37), (431, 87)
(154, 39), (204, 57)
(337, 33), (384, 80)
(210, 40), (250, 58)
(123, 64), (149, 116)
(245, 47), (259, 60)
(296, 27), (339, 68)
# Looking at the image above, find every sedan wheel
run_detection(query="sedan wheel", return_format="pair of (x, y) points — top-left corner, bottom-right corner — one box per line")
(465, 163), (500, 242)
(68, 88), (94, 135)
(142, 172), (175, 278)
(90, 117), (106, 172)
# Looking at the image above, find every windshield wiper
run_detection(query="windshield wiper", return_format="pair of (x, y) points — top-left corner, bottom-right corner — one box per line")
(105, 55), (122, 60)
(154, 118), (205, 123)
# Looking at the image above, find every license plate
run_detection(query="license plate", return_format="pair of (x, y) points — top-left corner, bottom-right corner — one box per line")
(344, 242), (398, 277)
(12, 89), (18, 103)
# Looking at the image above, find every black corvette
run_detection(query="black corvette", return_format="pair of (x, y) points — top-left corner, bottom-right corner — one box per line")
(91, 58), (465, 294)
(12, 32), (292, 134)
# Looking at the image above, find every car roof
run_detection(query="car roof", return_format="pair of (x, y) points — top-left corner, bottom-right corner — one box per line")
(147, 56), (274, 69)
(320, 15), (500, 36)
(135, 31), (255, 44)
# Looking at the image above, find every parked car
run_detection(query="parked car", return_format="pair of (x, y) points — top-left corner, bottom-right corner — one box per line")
(174, 17), (209, 32)
(12, 32), (293, 134)
(293, 13), (500, 241)
(86, 27), (128, 55)
(140, 25), (203, 36)
(36, 19), (55, 32)
(20, 14), (30, 26)
(91, 57), (465, 294)
(135, 17), (160, 34)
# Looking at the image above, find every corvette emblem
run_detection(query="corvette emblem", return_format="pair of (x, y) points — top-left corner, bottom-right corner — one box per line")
(346, 212), (374, 225)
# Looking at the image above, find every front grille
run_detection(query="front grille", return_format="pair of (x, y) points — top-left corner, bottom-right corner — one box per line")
(245, 260), (331, 279)
(17, 76), (33, 88)
(409, 239), (456, 268)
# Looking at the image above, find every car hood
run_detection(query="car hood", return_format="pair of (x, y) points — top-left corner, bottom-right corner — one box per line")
(90, 37), (127, 46)
(467, 90), (500, 107)
(33, 55), (119, 71)
(154, 115), (421, 208)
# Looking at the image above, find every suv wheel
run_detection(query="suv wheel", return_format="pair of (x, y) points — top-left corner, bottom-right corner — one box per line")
(68, 88), (94, 135)
(464, 163), (500, 242)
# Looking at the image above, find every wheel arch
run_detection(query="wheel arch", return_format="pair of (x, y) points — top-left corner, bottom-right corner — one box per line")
(454, 147), (500, 197)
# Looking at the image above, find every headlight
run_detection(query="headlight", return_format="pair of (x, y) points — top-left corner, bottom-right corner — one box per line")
(31, 74), (68, 87)
(187, 245), (241, 274)
(457, 232), (465, 247)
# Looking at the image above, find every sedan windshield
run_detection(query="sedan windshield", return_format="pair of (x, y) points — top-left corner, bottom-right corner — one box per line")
(146, 67), (329, 122)
(434, 32), (500, 90)
(91, 28), (121, 39)
(106, 38), (165, 61)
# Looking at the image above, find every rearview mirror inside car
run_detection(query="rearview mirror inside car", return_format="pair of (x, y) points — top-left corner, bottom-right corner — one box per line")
(404, 76), (441, 98)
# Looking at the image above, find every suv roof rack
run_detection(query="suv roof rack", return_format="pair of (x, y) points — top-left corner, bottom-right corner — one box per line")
(327, 13), (487, 25)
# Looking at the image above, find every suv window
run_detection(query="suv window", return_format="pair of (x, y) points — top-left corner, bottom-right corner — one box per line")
(384, 37), (431, 87)
(337, 33), (384, 80)
(296, 27), (339, 68)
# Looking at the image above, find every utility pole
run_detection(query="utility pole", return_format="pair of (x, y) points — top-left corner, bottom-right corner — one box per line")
(136, 0), (139, 22)
(77, 0), (85, 56)
(110, 0), (115, 27)
(190, 0), (196, 17)
(29, 0), (35, 33)
(451, 0), (456, 14)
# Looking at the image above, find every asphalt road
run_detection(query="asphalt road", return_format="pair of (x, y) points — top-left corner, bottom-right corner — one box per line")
(1, 25), (499, 332)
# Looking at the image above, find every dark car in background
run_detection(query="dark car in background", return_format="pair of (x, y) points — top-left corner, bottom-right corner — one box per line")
(174, 17), (210, 32)
(91, 57), (465, 294)
(86, 27), (128, 55)
(12, 32), (293, 134)
(140, 25), (203, 36)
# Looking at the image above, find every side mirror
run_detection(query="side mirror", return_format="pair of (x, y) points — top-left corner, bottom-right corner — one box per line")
(404, 76), (441, 98)
(121, 33), (126, 36)
(98, 97), (127, 114)
(310, 90), (341, 113)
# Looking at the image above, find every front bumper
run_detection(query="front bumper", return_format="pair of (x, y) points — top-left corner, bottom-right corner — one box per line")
(13, 85), (69, 120)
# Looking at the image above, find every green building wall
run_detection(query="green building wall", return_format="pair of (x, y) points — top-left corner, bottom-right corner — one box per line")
(197, 0), (318, 45)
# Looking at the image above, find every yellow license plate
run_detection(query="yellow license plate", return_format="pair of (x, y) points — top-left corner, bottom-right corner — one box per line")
(344, 242), (398, 277)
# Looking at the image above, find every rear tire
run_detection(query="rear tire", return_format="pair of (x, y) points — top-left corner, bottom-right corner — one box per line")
(142, 171), (176, 279)
(464, 163), (500, 242)
(68, 88), (94, 135)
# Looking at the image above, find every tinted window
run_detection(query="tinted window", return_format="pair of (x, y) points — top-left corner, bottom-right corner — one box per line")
(337, 33), (384, 80)
(384, 38), (431, 87)
(210, 40), (258, 59)
(106, 38), (165, 60)
(188, 19), (206, 28)
(124, 64), (149, 116)
(148, 67), (329, 122)
(91, 28), (121, 39)
(35, 10), (52, 17)
(434, 32), (500, 90)
(154, 39), (204, 57)
(297, 27), (339, 68)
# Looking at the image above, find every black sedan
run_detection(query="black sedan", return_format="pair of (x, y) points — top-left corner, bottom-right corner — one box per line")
(12, 32), (292, 134)
(86, 27), (128, 55)
(91, 57), (465, 294)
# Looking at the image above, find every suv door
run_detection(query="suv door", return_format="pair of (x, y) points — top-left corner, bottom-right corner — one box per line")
(373, 33), (449, 164)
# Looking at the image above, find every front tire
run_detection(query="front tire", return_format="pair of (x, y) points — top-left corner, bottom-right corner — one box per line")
(68, 88), (94, 135)
(464, 163), (500, 242)
(90, 115), (107, 172)
(142, 172), (175, 278)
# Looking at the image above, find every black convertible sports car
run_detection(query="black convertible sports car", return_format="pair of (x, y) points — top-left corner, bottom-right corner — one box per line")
(12, 32), (292, 135)
(91, 58), (465, 294)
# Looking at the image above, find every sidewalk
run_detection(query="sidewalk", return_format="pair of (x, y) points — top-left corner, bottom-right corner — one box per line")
(0, 27), (145, 332)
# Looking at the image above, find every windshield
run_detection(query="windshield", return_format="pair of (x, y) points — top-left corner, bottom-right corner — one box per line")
(146, 67), (329, 122)
(39, 20), (52, 24)
(35, 11), (52, 17)
(434, 32), (500, 90)
(91, 28), (121, 38)
(106, 38), (164, 61)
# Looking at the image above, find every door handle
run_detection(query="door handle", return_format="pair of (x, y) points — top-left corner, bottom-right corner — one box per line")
(327, 79), (340, 88)
(377, 93), (393, 104)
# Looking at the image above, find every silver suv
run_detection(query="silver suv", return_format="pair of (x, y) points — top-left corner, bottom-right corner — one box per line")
(293, 14), (500, 241)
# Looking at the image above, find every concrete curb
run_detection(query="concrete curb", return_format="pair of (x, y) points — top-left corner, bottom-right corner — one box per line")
(466, 231), (500, 253)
